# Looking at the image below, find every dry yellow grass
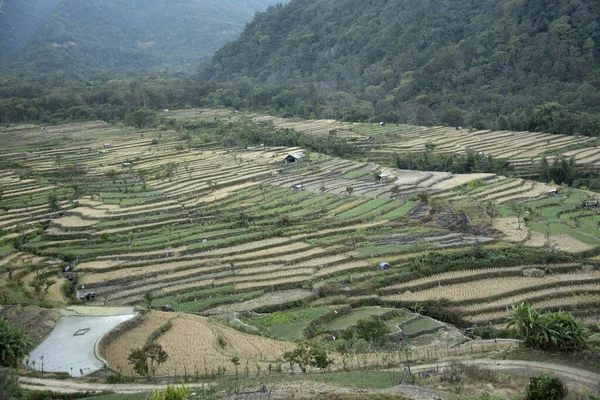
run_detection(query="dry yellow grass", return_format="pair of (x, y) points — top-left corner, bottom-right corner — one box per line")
(314, 260), (369, 276)
(381, 273), (600, 303)
(81, 262), (221, 285)
(220, 242), (310, 261)
(492, 217), (529, 243)
(458, 283), (600, 313)
(548, 234), (596, 253)
(103, 311), (293, 376)
(52, 216), (98, 228)
(200, 237), (291, 256)
(235, 275), (310, 290)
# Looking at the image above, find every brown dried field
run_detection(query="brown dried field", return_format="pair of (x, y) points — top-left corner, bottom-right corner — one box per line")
(381, 272), (600, 303)
(103, 311), (294, 376)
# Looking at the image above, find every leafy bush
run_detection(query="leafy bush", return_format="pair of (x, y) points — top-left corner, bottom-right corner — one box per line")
(0, 317), (33, 367)
(152, 382), (189, 400)
(525, 373), (568, 400)
(508, 303), (588, 351)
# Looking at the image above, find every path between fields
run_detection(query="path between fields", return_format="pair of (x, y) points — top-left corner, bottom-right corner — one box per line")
(398, 359), (600, 395)
(18, 358), (600, 397)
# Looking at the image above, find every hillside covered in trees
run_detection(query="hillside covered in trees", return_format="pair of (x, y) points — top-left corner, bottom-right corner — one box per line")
(201, 0), (600, 136)
(0, 0), (285, 72)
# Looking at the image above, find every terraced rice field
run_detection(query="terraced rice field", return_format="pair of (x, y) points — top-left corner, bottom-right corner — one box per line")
(2, 114), (599, 372)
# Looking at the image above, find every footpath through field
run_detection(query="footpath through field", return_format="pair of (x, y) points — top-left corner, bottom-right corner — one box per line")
(18, 355), (600, 396)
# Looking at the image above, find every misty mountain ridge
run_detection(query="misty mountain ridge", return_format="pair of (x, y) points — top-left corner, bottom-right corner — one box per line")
(201, 0), (600, 133)
(0, 0), (286, 72)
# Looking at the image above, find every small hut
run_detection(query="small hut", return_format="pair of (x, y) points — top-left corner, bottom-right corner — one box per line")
(283, 152), (305, 164)
(376, 173), (389, 182)
(584, 200), (599, 208)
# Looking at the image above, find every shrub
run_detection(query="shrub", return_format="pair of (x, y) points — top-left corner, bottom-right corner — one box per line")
(525, 373), (568, 400)
(507, 303), (588, 351)
(0, 368), (22, 400)
(152, 382), (189, 400)
(0, 317), (33, 367)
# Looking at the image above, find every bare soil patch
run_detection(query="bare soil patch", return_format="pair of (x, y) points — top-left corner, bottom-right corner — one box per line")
(0, 305), (60, 343)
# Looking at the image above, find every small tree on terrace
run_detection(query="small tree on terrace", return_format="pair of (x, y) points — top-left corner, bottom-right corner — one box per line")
(355, 315), (389, 346)
(283, 342), (332, 373)
(510, 203), (526, 230)
(128, 344), (168, 381)
(230, 354), (240, 376)
(346, 186), (354, 197)
(106, 169), (119, 184)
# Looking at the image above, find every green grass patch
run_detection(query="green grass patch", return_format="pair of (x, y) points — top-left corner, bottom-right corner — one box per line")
(295, 370), (408, 389)
(248, 307), (329, 341)
(322, 307), (395, 331)
(336, 199), (390, 219)
(378, 201), (415, 220)
(400, 317), (444, 334)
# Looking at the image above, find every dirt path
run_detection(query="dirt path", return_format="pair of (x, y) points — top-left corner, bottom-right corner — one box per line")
(404, 358), (600, 395)
(19, 376), (180, 393)
(18, 357), (600, 397)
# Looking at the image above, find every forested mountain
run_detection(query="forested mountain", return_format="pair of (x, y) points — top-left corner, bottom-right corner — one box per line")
(0, 0), (285, 72)
(201, 0), (600, 135)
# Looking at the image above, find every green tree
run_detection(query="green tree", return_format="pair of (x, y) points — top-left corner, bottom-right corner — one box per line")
(124, 108), (156, 128)
(127, 344), (168, 381)
(510, 204), (525, 230)
(355, 315), (389, 345)
(345, 186), (354, 196)
(230, 354), (240, 376)
(417, 191), (429, 204)
(143, 292), (154, 309)
(47, 192), (59, 211)
(106, 169), (119, 184)
(0, 317), (33, 367)
(283, 342), (332, 373)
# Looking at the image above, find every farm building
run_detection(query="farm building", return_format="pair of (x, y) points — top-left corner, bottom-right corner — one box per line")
(122, 162), (132, 168)
(376, 173), (389, 182)
(283, 152), (305, 164)
(584, 200), (599, 207)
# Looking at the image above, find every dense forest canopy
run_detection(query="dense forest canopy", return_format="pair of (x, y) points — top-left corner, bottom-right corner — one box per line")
(1, 0), (599, 137)
(0, 0), (286, 72)
(200, 0), (600, 135)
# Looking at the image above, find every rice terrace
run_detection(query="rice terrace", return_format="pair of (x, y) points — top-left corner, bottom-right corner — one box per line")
(1, 108), (600, 399)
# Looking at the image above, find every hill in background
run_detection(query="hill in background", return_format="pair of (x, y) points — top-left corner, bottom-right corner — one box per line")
(201, 0), (600, 134)
(0, 0), (286, 72)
